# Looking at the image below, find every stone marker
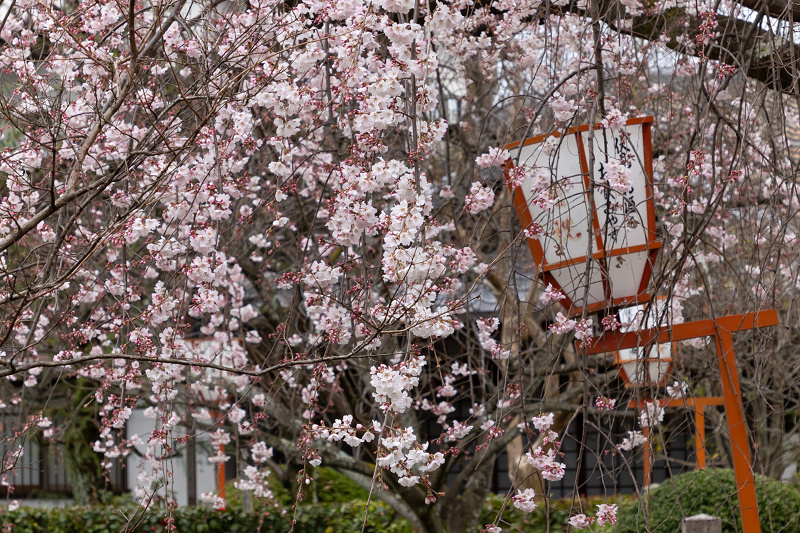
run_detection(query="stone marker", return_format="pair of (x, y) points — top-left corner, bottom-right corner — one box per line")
(681, 514), (722, 533)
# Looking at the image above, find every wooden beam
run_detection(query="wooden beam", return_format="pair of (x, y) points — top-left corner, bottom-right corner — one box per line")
(584, 309), (778, 355)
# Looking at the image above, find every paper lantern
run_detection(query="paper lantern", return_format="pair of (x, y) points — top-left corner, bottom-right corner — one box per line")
(506, 117), (660, 317)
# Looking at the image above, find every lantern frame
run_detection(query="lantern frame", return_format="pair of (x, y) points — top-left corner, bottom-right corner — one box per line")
(505, 116), (661, 317)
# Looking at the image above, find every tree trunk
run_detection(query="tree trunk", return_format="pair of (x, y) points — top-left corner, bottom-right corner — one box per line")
(442, 456), (495, 532)
(507, 337), (580, 493)
(63, 380), (104, 505)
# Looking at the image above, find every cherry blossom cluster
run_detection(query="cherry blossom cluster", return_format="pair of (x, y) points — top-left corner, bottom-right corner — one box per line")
(548, 312), (593, 342)
(568, 503), (618, 529)
(511, 488), (537, 512)
(618, 430), (649, 452)
(639, 401), (666, 428)
(375, 427), (446, 489)
(476, 318), (510, 360)
(540, 284), (566, 306)
(370, 356), (426, 414)
(234, 442), (275, 499)
(595, 396), (617, 411)
(524, 413), (566, 482)
(310, 416), (380, 448)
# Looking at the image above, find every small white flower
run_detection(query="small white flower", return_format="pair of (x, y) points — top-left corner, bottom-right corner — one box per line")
(511, 488), (537, 512)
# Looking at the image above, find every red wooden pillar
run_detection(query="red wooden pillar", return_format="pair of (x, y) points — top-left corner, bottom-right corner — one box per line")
(694, 404), (707, 469)
(690, 396), (724, 469)
(715, 330), (760, 533)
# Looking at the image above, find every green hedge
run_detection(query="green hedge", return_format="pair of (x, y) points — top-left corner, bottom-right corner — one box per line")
(615, 469), (800, 532)
(0, 501), (411, 533)
(2, 495), (631, 533)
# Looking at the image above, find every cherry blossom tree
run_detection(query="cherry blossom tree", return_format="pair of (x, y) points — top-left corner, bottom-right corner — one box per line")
(0, 0), (799, 531)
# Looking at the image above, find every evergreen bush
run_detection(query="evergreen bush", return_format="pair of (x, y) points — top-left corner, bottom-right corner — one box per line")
(615, 469), (800, 532)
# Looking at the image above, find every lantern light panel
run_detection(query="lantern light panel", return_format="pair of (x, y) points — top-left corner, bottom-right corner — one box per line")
(615, 298), (674, 386)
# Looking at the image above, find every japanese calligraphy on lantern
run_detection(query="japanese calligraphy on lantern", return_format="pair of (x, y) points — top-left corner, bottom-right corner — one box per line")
(584, 124), (650, 250)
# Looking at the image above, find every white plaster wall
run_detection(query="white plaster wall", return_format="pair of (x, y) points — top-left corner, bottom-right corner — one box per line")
(126, 409), (217, 506)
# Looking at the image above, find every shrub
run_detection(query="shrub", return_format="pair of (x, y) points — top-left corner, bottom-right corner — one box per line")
(2, 492), (631, 533)
(306, 467), (370, 504)
(615, 469), (800, 532)
(222, 466), (374, 511)
(0, 500), (410, 533)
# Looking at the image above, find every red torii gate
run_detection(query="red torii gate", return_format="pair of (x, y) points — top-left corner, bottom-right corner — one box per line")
(584, 309), (779, 533)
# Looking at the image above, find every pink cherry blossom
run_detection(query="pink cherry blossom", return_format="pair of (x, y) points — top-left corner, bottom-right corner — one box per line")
(568, 514), (595, 529)
(465, 182), (496, 214)
(475, 148), (511, 168)
(540, 284), (566, 305)
(596, 503), (618, 526)
(512, 488), (537, 512)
